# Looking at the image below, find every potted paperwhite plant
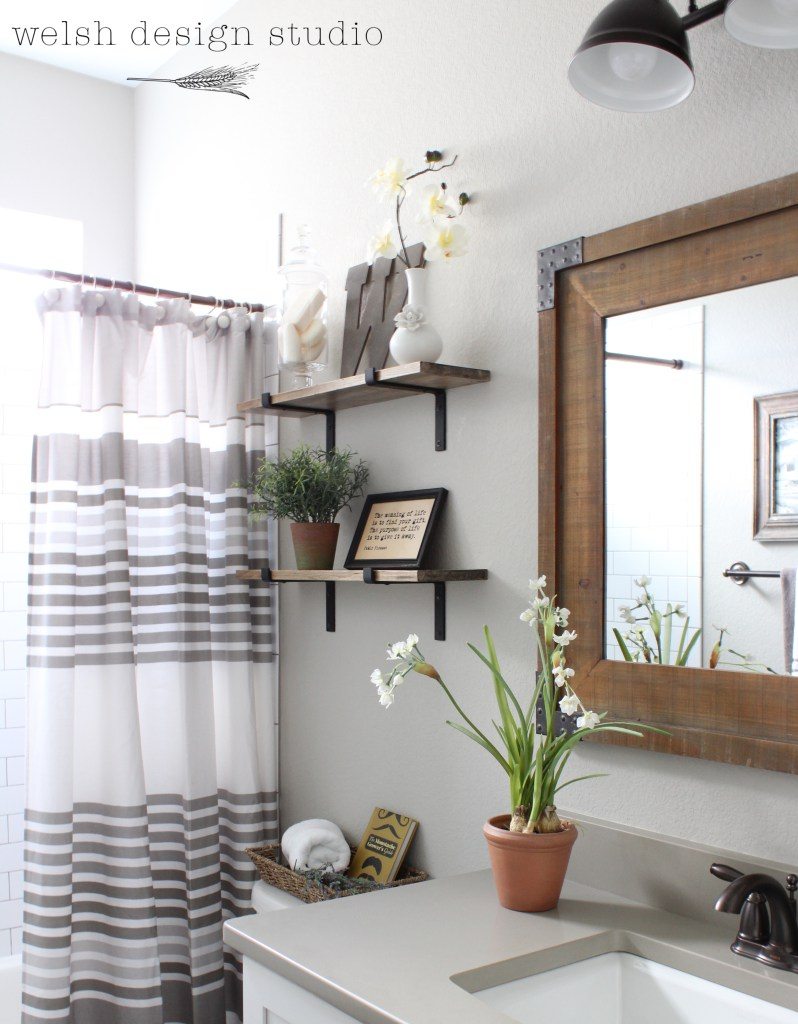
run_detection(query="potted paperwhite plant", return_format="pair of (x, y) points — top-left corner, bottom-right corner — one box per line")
(370, 577), (662, 912)
(248, 445), (369, 570)
(366, 149), (471, 365)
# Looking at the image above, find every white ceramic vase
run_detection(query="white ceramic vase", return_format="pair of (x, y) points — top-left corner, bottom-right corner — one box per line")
(389, 268), (443, 364)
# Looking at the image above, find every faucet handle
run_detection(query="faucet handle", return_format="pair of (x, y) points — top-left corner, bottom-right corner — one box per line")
(711, 863), (743, 883)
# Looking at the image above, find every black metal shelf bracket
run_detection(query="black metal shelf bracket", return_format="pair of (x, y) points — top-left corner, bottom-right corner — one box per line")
(259, 566), (336, 633)
(363, 568), (446, 640)
(535, 693), (579, 737)
(363, 368), (447, 452)
(262, 392), (336, 451)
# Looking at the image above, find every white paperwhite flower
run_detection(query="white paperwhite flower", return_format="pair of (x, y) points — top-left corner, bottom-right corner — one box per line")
(634, 575), (652, 588)
(619, 606), (636, 624)
(371, 669), (384, 687)
(553, 629), (578, 646)
(577, 710), (601, 730)
(386, 645), (400, 662)
(530, 575), (547, 590)
(520, 608), (536, 623)
(379, 689), (395, 708)
(673, 603), (687, 618)
(532, 596), (550, 609)
(394, 305), (426, 332)
(406, 634), (419, 650)
(369, 158), (408, 200)
(559, 694), (580, 716)
(368, 222), (398, 263)
(423, 222), (468, 262)
(557, 607), (571, 625)
(387, 639), (410, 660)
(418, 184), (458, 222)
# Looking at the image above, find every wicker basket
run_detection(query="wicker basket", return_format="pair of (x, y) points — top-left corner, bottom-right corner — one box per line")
(246, 843), (428, 904)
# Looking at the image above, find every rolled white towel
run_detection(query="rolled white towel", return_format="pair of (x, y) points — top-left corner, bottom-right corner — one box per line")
(281, 819), (351, 873)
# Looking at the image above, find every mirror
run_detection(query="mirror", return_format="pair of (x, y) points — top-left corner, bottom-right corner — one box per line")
(604, 276), (798, 677)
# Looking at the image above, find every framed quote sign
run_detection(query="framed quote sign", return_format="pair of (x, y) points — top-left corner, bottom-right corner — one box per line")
(345, 489), (448, 569)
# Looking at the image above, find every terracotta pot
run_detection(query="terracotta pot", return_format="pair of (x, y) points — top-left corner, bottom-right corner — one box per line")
(290, 522), (340, 570)
(483, 813), (578, 913)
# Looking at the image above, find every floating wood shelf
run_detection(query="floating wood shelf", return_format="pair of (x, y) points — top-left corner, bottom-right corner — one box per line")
(238, 362), (491, 452)
(237, 568), (488, 640)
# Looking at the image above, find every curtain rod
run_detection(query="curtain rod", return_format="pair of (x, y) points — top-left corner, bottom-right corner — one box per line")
(605, 351), (684, 370)
(0, 261), (270, 313)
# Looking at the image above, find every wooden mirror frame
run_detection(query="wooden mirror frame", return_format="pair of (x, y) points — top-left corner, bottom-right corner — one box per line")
(538, 172), (798, 775)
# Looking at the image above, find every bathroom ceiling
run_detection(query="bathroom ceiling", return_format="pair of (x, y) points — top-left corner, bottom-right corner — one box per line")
(0, 1), (236, 85)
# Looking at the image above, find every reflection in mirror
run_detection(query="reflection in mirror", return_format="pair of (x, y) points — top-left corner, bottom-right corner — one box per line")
(604, 276), (798, 676)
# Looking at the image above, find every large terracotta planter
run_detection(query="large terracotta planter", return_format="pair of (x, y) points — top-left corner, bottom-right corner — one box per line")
(483, 814), (578, 913)
(290, 522), (340, 570)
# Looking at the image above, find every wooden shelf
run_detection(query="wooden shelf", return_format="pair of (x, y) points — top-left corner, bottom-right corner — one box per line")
(236, 569), (487, 584)
(237, 567), (488, 639)
(238, 362), (490, 416)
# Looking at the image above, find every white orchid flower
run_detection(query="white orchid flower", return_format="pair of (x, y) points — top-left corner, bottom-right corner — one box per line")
(423, 222), (468, 262)
(559, 694), (580, 716)
(530, 575), (547, 590)
(577, 710), (601, 730)
(368, 222), (398, 263)
(406, 634), (419, 649)
(371, 669), (384, 687)
(557, 607), (571, 625)
(634, 575), (652, 588)
(369, 158), (408, 200)
(520, 608), (536, 623)
(553, 629), (578, 646)
(378, 690), (395, 708)
(418, 184), (458, 222)
(386, 645), (401, 661)
(532, 596), (550, 609)
(673, 603), (687, 618)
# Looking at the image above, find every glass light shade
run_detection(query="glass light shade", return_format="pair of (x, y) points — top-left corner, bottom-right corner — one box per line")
(725, 0), (798, 48)
(569, 42), (694, 111)
(569, 0), (695, 112)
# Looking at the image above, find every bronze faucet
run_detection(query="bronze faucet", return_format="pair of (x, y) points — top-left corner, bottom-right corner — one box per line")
(712, 863), (798, 973)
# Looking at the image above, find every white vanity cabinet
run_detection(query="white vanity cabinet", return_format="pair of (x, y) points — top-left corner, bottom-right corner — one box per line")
(243, 958), (362, 1024)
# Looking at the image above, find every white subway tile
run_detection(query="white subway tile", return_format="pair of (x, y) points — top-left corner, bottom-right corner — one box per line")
(8, 871), (21, 901)
(7, 815), (22, 846)
(0, 787), (24, 816)
(10, 927), (21, 955)
(0, 819), (9, 847)
(0, 671), (25, 700)
(0, 761), (7, 790)
(2, 584), (26, 613)
(0, 843), (22, 872)
(6, 757), (23, 787)
(2, 643), (25, 671)
(0, 437), (30, 467)
(0, 900), (22, 931)
(0, 931), (11, 958)
(0, 466), (31, 496)
(4, 700), (24, 730)
(0, 496), (29, 526)
(0, 552), (27, 581)
(0, 613), (25, 642)
(1, 525), (28, 555)
(606, 575), (632, 600)
(614, 551), (649, 576)
(2, 407), (35, 437)
(0, 730), (24, 758)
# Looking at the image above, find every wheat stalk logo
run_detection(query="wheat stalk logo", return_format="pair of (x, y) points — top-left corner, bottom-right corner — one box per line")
(127, 63), (258, 99)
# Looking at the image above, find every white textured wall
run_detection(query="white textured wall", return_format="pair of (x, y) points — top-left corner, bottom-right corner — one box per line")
(133, 0), (798, 875)
(0, 53), (135, 276)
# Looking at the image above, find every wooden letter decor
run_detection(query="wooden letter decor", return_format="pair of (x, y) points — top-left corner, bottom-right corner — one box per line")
(340, 243), (425, 376)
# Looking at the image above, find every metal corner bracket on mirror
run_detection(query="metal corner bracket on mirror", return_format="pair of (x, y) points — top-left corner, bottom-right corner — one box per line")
(537, 238), (584, 311)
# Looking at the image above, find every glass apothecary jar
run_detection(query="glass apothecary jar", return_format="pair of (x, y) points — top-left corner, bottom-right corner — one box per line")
(278, 225), (328, 388)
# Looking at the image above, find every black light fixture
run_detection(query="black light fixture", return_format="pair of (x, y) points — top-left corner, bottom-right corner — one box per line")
(570, 0), (798, 113)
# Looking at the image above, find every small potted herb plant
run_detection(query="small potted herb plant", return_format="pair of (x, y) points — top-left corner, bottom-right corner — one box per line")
(370, 577), (662, 912)
(248, 445), (369, 570)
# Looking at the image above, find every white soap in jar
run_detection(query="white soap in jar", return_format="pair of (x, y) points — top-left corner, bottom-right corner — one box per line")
(282, 286), (325, 334)
(278, 322), (303, 365)
(299, 318), (327, 362)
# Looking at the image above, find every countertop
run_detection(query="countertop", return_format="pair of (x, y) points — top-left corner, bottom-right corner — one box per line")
(224, 869), (798, 1024)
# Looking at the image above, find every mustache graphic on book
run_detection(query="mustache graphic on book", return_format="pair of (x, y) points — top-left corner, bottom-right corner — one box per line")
(348, 808), (419, 883)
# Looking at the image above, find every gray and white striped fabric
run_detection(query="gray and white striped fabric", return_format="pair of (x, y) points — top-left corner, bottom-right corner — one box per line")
(24, 289), (278, 1024)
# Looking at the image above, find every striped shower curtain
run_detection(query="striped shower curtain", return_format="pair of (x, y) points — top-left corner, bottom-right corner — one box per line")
(23, 288), (278, 1024)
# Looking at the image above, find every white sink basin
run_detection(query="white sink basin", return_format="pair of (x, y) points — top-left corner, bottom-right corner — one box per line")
(473, 952), (798, 1024)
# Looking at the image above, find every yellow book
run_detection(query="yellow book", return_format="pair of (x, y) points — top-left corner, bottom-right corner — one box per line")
(348, 808), (419, 884)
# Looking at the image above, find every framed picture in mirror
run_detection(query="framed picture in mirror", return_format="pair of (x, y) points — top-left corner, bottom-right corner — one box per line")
(755, 391), (798, 541)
